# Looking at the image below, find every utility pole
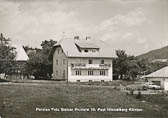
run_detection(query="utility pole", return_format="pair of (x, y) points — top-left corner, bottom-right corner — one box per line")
(66, 51), (69, 87)
(86, 36), (91, 40)
(62, 32), (65, 39)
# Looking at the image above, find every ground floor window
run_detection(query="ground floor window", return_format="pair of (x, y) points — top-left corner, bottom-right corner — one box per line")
(100, 70), (106, 76)
(88, 70), (94, 75)
(56, 70), (58, 75)
(76, 70), (81, 75)
(72, 69), (108, 76)
(63, 70), (66, 79)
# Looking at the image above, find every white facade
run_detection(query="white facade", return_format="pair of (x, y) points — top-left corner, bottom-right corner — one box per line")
(145, 66), (168, 90)
(51, 37), (115, 82)
(67, 58), (113, 82)
(164, 79), (168, 90)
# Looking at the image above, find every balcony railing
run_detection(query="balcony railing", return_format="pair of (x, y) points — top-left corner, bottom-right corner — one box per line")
(71, 63), (111, 69)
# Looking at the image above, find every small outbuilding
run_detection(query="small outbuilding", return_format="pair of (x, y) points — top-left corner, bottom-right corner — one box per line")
(145, 66), (168, 90)
(7, 45), (29, 79)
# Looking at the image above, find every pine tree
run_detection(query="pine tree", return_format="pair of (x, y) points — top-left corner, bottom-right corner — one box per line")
(0, 33), (16, 74)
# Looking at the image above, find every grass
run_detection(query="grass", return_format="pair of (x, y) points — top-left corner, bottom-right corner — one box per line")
(140, 94), (168, 110)
(0, 81), (168, 118)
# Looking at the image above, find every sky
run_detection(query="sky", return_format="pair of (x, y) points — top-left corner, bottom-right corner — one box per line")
(0, 0), (168, 56)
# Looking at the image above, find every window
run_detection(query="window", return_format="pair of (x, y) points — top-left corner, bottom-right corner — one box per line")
(63, 70), (66, 79)
(101, 60), (104, 64)
(63, 59), (66, 64)
(88, 59), (93, 64)
(77, 80), (80, 82)
(76, 70), (81, 75)
(88, 70), (94, 75)
(100, 70), (105, 76)
(56, 70), (58, 75)
(101, 80), (105, 83)
(84, 49), (88, 52)
(62, 49), (64, 53)
(92, 49), (96, 52)
(89, 80), (92, 83)
(58, 49), (59, 54)
(56, 60), (58, 65)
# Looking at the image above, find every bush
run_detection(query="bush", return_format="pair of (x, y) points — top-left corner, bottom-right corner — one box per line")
(136, 90), (142, 99)
(130, 90), (134, 96)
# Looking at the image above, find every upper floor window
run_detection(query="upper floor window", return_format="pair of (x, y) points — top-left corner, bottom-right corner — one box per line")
(76, 70), (81, 75)
(88, 59), (93, 64)
(63, 59), (66, 64)
(92, 49), (96, 52)
(56, 60), (58, 65)
(101, 60), (104, 64)
(88, 70), (94, 76)
(62, 49), (64, 53)
(100, 70), (105, 76)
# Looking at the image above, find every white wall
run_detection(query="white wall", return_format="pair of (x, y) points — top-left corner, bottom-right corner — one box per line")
(147, 78), (164, 89)
(53, 46), (68, 80)
(67, 57), (113, 82)
(164, 79), (168, 90)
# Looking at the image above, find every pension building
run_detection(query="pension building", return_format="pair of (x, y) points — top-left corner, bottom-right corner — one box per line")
(50, 36), (116, 82)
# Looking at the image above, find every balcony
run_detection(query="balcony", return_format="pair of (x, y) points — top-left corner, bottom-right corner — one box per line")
(71, 63), (111, 69)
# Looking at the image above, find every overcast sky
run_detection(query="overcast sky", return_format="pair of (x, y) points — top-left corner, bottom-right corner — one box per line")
(0, 0), (168, 55)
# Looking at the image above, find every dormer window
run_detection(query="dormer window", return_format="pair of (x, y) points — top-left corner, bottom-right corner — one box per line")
(75, 42), (99, 53)
(84, 49), (88, 52)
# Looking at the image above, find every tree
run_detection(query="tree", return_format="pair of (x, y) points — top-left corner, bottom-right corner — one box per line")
(0, 33), (16, 75)
(126, 59), (142, 79)
(26, 39), (57, 79)
(114, 50), (129, 79)
(113, 50), (142, 80)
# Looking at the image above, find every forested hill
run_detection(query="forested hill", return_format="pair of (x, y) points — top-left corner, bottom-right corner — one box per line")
(137, 45), (168, 61)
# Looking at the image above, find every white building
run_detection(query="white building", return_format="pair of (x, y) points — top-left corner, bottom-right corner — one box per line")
(145, 66), (168, 90)
(50, 37), (116, 82)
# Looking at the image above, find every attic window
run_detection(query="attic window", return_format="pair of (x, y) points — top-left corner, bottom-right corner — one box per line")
(84, 49), (88, 52)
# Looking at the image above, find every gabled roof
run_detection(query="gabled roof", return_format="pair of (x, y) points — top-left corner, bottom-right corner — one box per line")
(145, 66), (168, 78)
(51, 38), (116, 58)
(14, 45), (29, 61)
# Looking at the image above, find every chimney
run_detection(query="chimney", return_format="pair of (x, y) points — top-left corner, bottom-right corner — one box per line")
(86, 37), (91, 40)
(74, 36), (80, 40)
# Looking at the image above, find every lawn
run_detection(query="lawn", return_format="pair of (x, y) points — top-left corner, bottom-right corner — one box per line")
(0, 81), (168, 118)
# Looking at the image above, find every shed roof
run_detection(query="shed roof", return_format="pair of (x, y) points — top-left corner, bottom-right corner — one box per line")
(145, 66), (168, 78)
(51, 38), (116, 58)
